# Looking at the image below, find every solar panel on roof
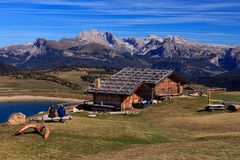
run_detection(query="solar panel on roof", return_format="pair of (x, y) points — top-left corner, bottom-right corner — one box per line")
(86, 68), (174, 95)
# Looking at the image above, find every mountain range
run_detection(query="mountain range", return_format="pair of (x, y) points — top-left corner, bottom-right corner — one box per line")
(0, 29), (240, 82)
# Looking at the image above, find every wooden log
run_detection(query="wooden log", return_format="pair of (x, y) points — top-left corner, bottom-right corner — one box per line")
(15, 123), (50, 139)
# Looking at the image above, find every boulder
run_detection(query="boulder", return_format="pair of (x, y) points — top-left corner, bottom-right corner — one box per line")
(8, 112), (26, 125)
(202, 94), (208, 97)
(88, 114), (96, 118)
(152, 100), (158, 104)
(189, 93), (199, 97)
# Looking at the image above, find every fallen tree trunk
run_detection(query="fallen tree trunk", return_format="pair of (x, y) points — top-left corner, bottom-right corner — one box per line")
(15, 123), (50, 139)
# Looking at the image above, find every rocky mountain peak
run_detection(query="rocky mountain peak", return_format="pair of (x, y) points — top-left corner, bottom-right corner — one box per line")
(76, 30), (126, 49)
(24, 42), (34, 46)
(146, 35), (164, 42)
(164, 36), (192, 44)
(0, 29), (239, 76)
(77, 30), (110, 46)
(124, 37), (145, 48)
(34, 38), (47, 48)
(103, 32), (118, 45)
(79, 29), (103, 37)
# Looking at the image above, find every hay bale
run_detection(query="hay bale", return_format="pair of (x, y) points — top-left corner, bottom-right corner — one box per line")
(8, 112), (26, 125)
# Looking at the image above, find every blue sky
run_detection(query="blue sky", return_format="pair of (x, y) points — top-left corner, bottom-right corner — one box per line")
(0, 0), (240, 47)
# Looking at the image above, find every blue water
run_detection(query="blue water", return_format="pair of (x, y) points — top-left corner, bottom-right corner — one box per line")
(0, 101), (63, 123)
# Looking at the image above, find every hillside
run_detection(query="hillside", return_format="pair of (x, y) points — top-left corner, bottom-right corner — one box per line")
(0, 62), (18, 75)
(1, 93), (240, 159)
(192, 69), (240, 91)
(0, 68), (115, 99)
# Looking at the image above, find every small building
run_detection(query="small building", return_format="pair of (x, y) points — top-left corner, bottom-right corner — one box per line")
(85, 68), (186, 111)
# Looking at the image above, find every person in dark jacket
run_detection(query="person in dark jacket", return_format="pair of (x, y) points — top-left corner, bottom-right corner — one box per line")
(57, 105), (66, 122)
(48, 106), (56, 121)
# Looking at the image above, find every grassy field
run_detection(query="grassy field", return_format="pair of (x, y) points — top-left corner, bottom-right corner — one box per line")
(0, 68), (115, 99)
(0, 69), (94, 99)
(0, 92), (240, 160)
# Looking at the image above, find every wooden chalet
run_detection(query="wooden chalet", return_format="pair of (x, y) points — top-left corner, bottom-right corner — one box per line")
(86, 68), (186, 111)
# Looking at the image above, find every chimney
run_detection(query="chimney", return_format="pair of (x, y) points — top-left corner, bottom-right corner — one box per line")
(95, 78), (101, 89)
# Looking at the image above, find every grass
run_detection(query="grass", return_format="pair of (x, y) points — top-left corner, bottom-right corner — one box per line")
(48, 69), (90, 87)
(0, 70), (91, 99)
(0, 68), (114, 99)
(1, 92), (240, 159)
(212, 92), (240, 102)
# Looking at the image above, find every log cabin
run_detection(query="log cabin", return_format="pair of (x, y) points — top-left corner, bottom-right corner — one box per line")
(86, 68), (186, 111)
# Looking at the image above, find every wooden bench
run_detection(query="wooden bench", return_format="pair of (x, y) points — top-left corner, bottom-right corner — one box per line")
(32, 115), (72, 122)
(205, 104), (225, 111)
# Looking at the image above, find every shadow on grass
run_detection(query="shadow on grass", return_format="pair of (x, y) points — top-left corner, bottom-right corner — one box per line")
(114, 134), (170, 144)
(197, 109), (207, 112)
(197, 108), (237, 113)
(195, 135), (240, 142)
(14, 130), (46, 138)
(56, 132), (170, 145)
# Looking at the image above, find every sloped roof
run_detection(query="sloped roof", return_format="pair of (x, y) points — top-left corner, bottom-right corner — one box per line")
(112, 67), (174, 84)
(86, 68), (178, 95)
(86, 79), (143, 95)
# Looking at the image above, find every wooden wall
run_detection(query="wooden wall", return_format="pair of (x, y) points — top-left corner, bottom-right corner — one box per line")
(154, 78), (184, 96)
(122, 92), (141, 110)
(93, 93), (141, 110)
(136, 84), (153, 101)
(93, 94), (122, 108)
(92, 76), (184, 110)
(121, 84), (153, 110)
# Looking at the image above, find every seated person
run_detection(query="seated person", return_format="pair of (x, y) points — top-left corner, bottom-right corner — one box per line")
(140, 98), (148, 107)
(48, 106), (56, 121)
(57, 105), (66, 122)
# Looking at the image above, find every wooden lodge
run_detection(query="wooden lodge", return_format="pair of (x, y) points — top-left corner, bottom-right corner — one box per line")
(85, 68), (186, 111)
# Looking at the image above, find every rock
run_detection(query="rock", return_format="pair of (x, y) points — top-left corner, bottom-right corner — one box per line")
(202, 94), (208, 97)
(72, 107), (79, 113)
(73, 107), (85, 113)
(189, 93), (199, 97)
(38, 111), (45, 114)
(8, 112), (26, 125)
(88, 114), (96, 118)
(152, 100), (158, 104)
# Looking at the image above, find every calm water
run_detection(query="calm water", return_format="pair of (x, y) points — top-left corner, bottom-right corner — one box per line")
(0, 101), (62, 123)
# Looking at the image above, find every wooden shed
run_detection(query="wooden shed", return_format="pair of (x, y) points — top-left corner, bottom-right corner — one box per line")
(86, 68), (186, 111)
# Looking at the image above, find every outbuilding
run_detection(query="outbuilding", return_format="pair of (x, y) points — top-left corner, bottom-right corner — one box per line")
(86, 68), (186, 110)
